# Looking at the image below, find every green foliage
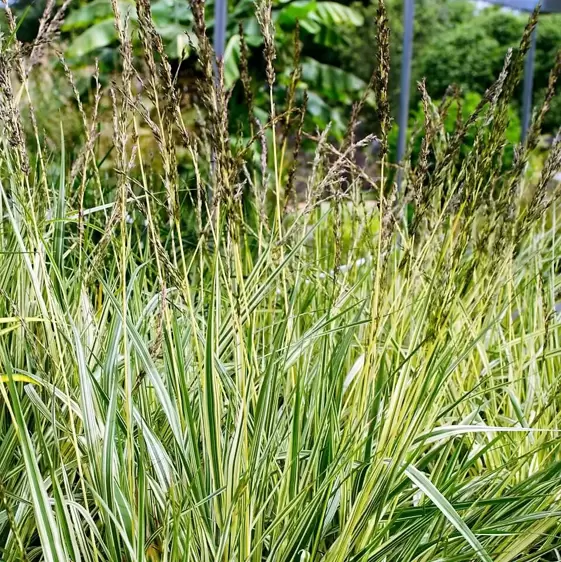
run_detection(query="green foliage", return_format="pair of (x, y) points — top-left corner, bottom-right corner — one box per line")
(63, 0), (196, 59)
(223, 33), (241, 88)
(1, 7), (561, 561)
(337, 0), (476, 117)
(417, 7), (561, 132)
(277, 0), (364, 36)
(65, 18), (119, 58)
(234, 0), (368, 136)
(299, 57), (365, 103)
(533, 16), (561, 130)
(418, 26), (504, 96)
(55, 0), (367, 136)
(337, 0), (561, 134)
(390, 91), (522, 165)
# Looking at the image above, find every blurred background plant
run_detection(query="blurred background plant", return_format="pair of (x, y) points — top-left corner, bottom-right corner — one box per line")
(337, 0), (561, 136)
(388, 91), (522, 165)
(3, 0), (371, 146)
(2, 0), (561, 172)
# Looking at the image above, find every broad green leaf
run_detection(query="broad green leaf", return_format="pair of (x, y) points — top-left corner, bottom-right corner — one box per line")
(299, 58), (365, 104)
(239, 16), (263, 46)
(62, 0), (134, 30)
(154, 22), (188, 40)
(154, 23), (196, 58)
(278, 1), (363, 33)
(277, 0), (317, 26)
(151, 0), (193, 23)
(224, 34), (241, 89)
(172, 31), (194, 59)
(66, 19), (117, 58)
(299, 18), (321, 34)
(311, 2), (364, 26)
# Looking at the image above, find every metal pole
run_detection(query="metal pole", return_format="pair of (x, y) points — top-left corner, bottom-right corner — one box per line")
(521, 23), (537, 141)
(214, 0), (227, 61)
(397, 0), (414, 184)
(210, 0), (227, 210)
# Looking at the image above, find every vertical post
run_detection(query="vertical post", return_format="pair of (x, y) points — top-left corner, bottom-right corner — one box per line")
(521, 23), (537, 141)
(397, 0), (414, 184)
(210, 0), (227, 208)
(214, 0), (228, 61)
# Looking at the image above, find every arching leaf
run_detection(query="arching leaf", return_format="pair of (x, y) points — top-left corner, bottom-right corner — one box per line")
(0, 374), (39, 385)
(404, 464), (493, 562)
(63, 0), (134, 31)
(66, 19), (118, 58)
(299, 57), (365, 104)
(224, 34), (241, 89)
(277, 0), (318, 27)
(311, 2), (364, 26)
(151, 0), (193, 24)
(278, 0), (363, 33)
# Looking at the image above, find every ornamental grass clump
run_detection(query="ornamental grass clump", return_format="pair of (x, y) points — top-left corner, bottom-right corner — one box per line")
(0, 1), (561, 561)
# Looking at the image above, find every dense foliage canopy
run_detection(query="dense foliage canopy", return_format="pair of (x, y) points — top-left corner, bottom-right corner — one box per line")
(5, 0), (561, 144)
